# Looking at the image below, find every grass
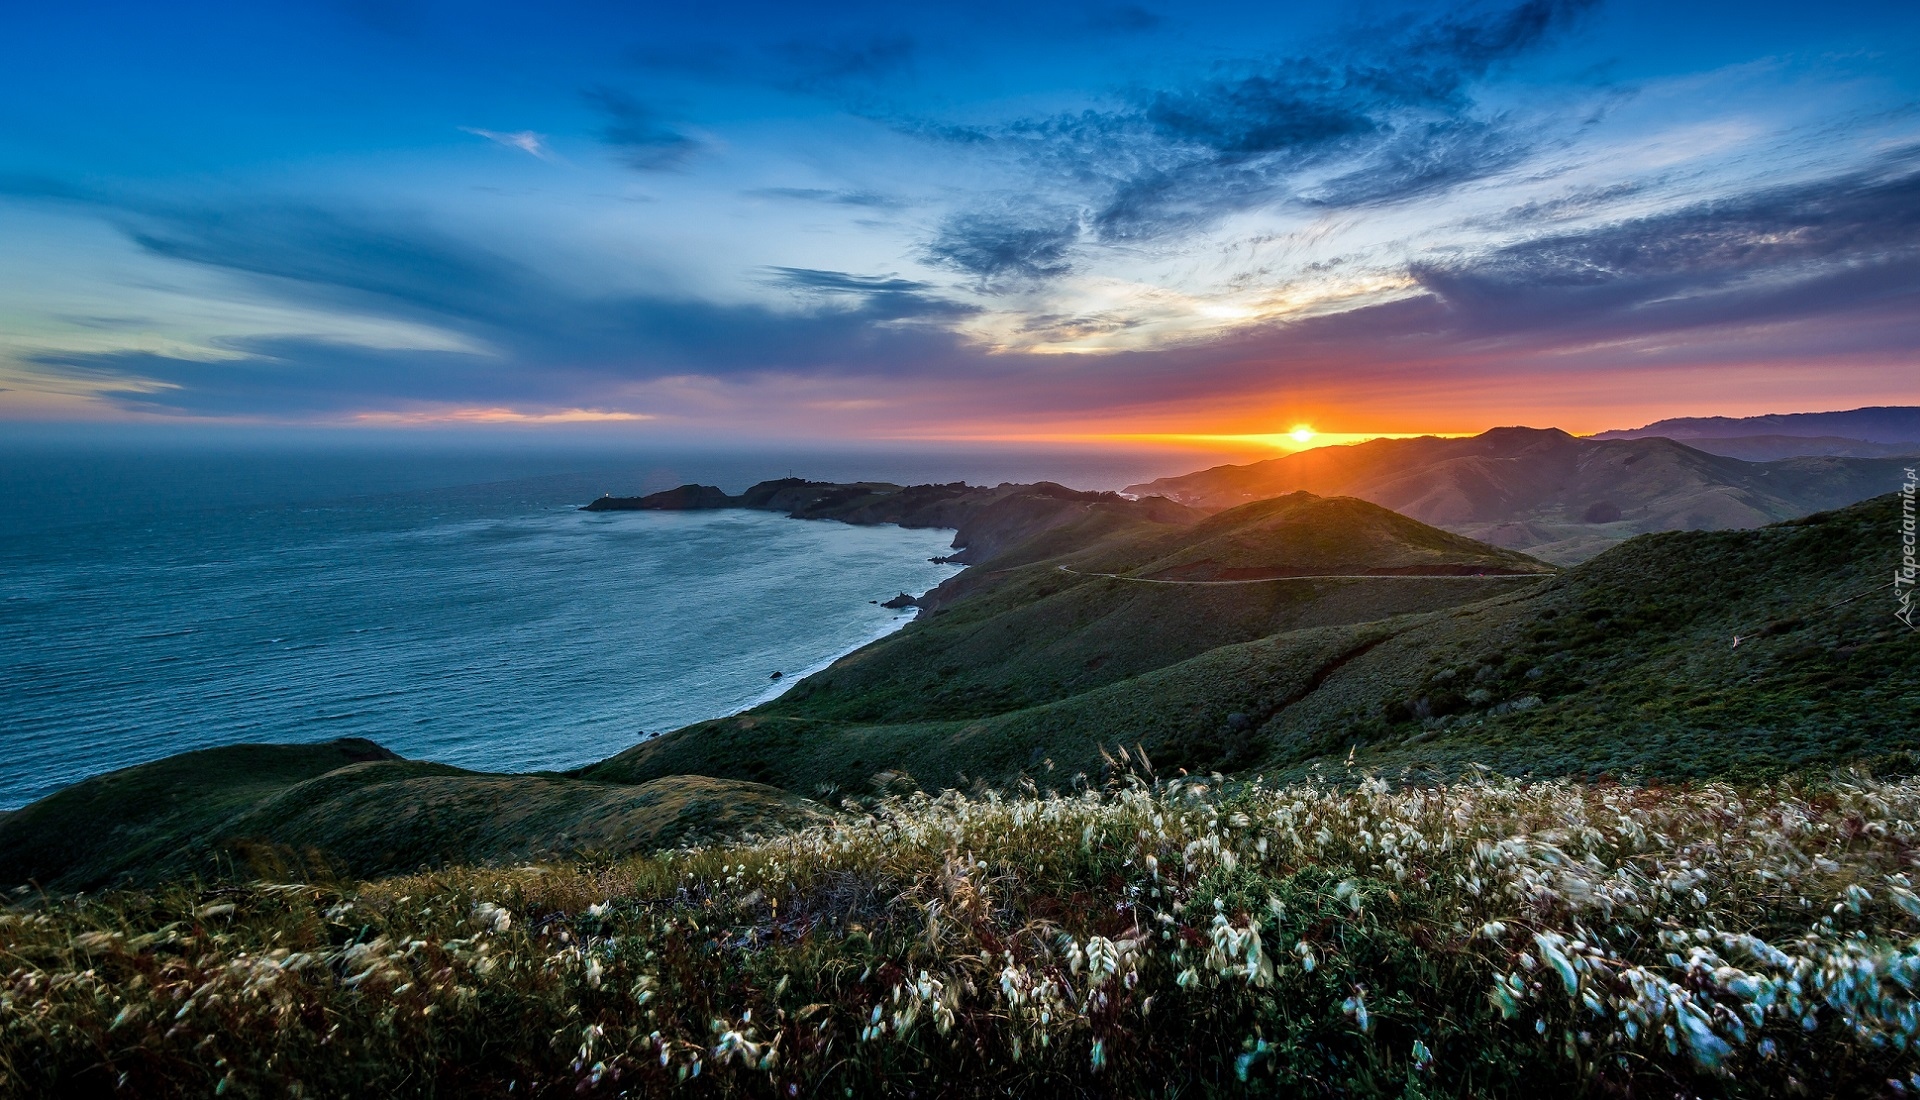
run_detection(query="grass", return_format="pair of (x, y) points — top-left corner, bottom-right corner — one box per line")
(0, 739), (400, 893)
(0, 750), (822, 893)
(7, 765), (1920, 1096)
(599, 493), (1917, 797)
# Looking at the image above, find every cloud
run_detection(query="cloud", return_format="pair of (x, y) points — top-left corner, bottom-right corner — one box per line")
(583, 87), (704, 170)
(1479, 181), (1649, 227)
(624, 41), (739, 78)
(774, 34), (915, 97)
(352, 407), (653, 425)
(16, 196), (991, 418)
(117, 203), (532, 323)
(1084, 5), (1163, 34)
(1410, 147), (1920, 340)
(920, 214), (1081, 282)
(15, 144), (1918, 431)
(743, 187), (905, 209)
(915, 0), (1600, 264)
(763, 267), (978, 320)
(459, 127), (552, 159)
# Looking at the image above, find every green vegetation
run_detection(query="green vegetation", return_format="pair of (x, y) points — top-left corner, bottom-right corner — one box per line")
(1, 479), (1915, 1095)
(600, 493), (1914, 798)
(1074, 492), (1553, 580)
(7, 769), (1920, 1096)
(0, 739), (400, 892)
(0, 746), (819, 892)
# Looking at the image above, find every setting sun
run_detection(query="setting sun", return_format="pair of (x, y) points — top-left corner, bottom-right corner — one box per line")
(1289, 425), (1316, 443)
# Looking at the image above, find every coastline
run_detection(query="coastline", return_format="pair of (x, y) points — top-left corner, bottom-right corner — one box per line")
(589, 513), (963, 748)
(2, 496), (964, 809)
(738, 573), (958, 713)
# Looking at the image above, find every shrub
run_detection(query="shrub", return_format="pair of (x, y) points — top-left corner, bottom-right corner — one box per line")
(5, 769), (1920, 1096)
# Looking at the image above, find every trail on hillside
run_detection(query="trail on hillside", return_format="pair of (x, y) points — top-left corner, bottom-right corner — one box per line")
(1055, 565), (1552, 586)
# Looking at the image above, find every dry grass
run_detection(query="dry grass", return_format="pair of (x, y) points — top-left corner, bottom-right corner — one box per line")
(5, 763), (1920, 1096)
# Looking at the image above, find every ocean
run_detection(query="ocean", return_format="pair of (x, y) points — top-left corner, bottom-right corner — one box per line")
(0, 440), (1222, 810)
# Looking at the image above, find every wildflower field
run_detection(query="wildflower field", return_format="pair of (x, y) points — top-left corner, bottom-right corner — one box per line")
(6, 764), (1920, 1097)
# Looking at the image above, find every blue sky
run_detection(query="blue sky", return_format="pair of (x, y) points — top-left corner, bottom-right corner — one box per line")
(3, 0), (1917, 440)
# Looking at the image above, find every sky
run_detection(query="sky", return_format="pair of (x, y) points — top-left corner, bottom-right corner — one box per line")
(2, 0), (1917, 445)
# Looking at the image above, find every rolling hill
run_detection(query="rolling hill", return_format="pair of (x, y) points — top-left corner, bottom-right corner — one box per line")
(591, 492), (1914, 795)
(7, 483), (1913, 895)
(0, 740), (822, 892)
(1125, 426), (1910, 563)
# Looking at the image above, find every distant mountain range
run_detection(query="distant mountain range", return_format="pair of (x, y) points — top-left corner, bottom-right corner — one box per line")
(1595, 404), (1920, 442)
(1126, 426), (1913, 563)
(1640, 435), (1918, 461)
(1592, 405), (1920, 460)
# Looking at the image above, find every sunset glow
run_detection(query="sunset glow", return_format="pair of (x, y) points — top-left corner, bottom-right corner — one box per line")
(0, 0), (1912, 440)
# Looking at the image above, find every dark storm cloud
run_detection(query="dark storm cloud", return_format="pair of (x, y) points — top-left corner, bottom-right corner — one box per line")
(923, 0), (1598, 265)
(920, 214), (1081, 282)
(583, 87), (704, 171)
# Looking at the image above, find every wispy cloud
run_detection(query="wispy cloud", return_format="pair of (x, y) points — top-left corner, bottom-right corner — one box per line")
(909, 0), (1601, 275)
(353, 406), (653, 425)
(763, 266), (977, 321)
(774, 34), (915, 99)
(744, 187), (905, 209)
(921, 213), (1081, 284)
(1409, 145), (1920, 341)
(1083, 5), (1163, 34)
(458, 127), (552, 160)
(20, 137), (1920, 428)
(583, 87), (704, 171)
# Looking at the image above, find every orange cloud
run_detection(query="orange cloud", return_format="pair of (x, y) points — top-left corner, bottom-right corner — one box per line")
(350, 407), (655, 426)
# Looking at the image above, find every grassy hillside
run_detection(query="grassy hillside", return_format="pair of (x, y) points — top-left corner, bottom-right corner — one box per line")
(4, 489), (1917, 1095)
(1081, 492), (1554, 580)
(606, 495), (1551, 737)
(8, 772), (1920, 1097)
(1126, 427), (1910, 562)
(0, 744), (820, 893)
(595, 493), (1914, 796)
(0, 739), (398, 892)
(9, 493), (1910, 900)
(1263, 490), (1916, 780)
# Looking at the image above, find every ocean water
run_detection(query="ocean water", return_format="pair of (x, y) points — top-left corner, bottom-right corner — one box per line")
(0, 441), (1224, 810)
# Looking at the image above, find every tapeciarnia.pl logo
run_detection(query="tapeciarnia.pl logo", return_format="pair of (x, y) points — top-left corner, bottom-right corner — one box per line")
(1899, 467), (1917, 630)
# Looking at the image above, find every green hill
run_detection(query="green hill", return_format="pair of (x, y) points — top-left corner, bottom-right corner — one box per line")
(0, 742), (821, 892)
(1079, 491), (1553, 580)
(592, 492), (1915, 795)
(588, 493), (1555, 790)
(7, 490), (1912, 895)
